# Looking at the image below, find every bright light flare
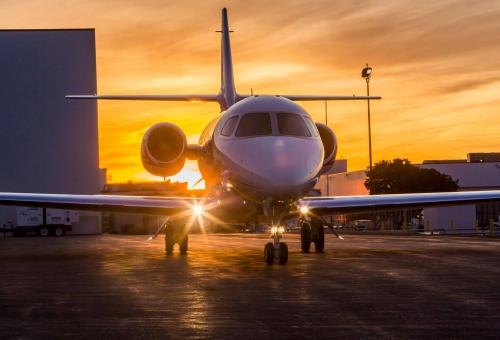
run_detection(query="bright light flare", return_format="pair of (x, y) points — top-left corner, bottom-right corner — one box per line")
(193, 205), (203, 216)
(300, 206), (309, 215)
(271, 226), (285, 234)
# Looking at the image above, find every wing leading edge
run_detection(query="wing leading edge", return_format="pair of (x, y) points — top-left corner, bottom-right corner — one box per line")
(299, 190), (500, 215)
(1, 191), (499, 217)
(0, 193), (204, 215)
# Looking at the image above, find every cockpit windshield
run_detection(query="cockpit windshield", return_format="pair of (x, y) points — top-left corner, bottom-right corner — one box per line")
(221, 116), (238, 136)
(277, 112), (311, 137)
(235, 112), (272, 137)
(303, 116), (319, 137)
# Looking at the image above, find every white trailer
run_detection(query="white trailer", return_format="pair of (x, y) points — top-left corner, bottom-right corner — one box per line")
(13, 207), (79, 237)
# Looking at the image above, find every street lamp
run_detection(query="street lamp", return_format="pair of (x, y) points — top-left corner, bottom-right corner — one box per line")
(361, 64), (373, 171)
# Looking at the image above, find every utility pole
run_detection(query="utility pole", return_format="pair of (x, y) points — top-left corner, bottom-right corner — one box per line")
(325, 100), (329, 196)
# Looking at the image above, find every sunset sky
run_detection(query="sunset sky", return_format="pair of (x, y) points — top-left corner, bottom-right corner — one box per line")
(1, 0), (499, 188)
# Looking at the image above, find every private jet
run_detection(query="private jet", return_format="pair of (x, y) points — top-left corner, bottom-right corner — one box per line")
(1, 8), (499, 264)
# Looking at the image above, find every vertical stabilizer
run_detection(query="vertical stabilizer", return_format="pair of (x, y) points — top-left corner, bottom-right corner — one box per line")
(219, 8), (237, 110)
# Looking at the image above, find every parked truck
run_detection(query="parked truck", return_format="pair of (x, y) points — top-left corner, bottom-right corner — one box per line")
(11, 207), (78, 237)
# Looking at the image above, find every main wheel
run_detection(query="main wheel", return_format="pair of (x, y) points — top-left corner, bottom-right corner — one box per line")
(179, 235), (188, 254)
(313, 224), (324, 253)
(264, 242), (275, 265)
(39, 227), (50, 237)
(278, 242), (288, 265)
(300, 221), (311, 253)
(53, 226), (65, 237)
(165, 227), (174, 255)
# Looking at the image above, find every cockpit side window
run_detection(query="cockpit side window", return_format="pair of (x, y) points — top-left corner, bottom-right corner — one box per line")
(235, 112), (272, 137)
(277, 112), (311, 137)
(303, 116), (319, 137)
(220, 116), (239, 136)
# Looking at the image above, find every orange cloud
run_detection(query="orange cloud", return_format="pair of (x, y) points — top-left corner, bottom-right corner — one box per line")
(1, 1), (499, 187)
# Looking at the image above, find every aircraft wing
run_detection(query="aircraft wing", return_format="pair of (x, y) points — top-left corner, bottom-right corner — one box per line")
(298, 190), (500, 215)
(0, 193), (206, 216)
(65, 94), (220, 102)
(237, 95), (381, 101)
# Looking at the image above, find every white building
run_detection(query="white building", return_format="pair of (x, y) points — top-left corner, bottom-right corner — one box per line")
(322, 153), (500, 231)
(0, 29), (102, 234)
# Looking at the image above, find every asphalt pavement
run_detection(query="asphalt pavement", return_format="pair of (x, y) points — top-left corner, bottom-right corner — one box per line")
(1, 233), (500, 339)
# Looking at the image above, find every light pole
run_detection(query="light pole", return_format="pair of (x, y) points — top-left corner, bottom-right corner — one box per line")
(324, 100), (329, 196)
(362, 64), (373, 171)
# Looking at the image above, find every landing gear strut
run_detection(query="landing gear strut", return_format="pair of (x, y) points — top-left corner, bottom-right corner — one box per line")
(264, 226), (288, 265)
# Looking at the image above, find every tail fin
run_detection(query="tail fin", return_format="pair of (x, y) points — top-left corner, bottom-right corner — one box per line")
(219, 8), (237, 110)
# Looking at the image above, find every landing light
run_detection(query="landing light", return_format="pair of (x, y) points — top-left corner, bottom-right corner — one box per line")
(300, 206), (309, 215)
(271, 226), (285, 234)
(193, 205), (203, 216)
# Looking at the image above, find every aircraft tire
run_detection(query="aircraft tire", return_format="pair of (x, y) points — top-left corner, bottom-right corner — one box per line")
(278, 242), (288, 265)
(314, 224), (325, 253)
(300, 222), (311, 253)
(165, 227), (174, 255)
(179, 235), (188, 254)
(264, 242), (274, 265)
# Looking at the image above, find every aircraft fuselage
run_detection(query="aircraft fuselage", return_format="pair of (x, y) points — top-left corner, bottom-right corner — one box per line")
(199, 95), (325, 205)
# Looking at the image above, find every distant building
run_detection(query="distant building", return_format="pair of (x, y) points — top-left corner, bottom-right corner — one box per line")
(316, 159), (349, 196)
(420, 153), (500, 230)
(104, 180), (189, 196)
(0, 29), (101, 234)
(322, 153), (500, 230)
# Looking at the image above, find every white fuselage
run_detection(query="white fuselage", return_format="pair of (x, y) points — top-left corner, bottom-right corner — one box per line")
(205, 96), (325, 202)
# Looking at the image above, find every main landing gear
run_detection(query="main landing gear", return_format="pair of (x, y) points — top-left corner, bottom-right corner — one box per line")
(300, 217), (324, 253)
(264, 226), (288, 265)
(165, 219), (189, 255)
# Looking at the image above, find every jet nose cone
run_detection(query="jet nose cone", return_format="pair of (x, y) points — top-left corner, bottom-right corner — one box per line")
(272, 139), (304, 180)
(262, 137), (322, 189)
(221, 136), (324, 197)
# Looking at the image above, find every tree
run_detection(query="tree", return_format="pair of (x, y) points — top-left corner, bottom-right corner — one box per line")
(365, 158), (459, 195)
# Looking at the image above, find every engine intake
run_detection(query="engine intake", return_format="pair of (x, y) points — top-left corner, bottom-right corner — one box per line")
(141, 123), (187, 177)
(316, 123), (337, 175)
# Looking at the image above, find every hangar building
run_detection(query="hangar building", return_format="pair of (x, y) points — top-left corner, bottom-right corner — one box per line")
(0, 29), (102, 234)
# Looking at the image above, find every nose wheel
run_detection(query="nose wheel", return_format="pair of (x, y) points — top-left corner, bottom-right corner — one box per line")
(264, 226), (288, 265)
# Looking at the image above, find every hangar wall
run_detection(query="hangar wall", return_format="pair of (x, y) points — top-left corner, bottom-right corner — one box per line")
(0, 29), (100, 232)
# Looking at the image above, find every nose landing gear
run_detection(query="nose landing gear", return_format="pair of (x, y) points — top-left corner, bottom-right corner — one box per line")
(264, 226), (288, 265)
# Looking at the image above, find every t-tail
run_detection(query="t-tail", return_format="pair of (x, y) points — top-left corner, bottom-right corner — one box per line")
(219, 7), (237, 110)
(66, 8), (381, 108)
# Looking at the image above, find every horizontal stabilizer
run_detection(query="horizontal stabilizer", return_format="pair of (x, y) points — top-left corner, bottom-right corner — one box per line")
(279, 95), (381, 101)
(66, 94), (220, 102)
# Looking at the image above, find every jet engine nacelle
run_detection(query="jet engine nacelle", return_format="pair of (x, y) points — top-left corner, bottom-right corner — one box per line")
(141, 123), (187, 177)
(316, 123), (337, 175)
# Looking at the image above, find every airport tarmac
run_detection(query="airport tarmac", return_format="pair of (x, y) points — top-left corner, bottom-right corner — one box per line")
(1, 233), (500, 339)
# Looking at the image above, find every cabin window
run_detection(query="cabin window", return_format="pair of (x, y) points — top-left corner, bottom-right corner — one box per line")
(221, 116), (239, 136)
(277, 112), (311, 137)
(235, 112), (272, 137)
(303, 116), (319, 137)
